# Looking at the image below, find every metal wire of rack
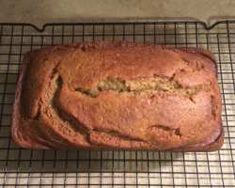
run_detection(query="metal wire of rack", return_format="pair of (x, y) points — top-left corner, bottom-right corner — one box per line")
(0, 20), (235, 187)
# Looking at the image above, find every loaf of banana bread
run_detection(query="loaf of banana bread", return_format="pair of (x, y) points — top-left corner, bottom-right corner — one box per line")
(12, 41), (223, 151)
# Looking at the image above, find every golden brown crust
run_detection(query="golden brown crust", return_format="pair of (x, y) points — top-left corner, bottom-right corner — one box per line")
(12, 41), (223, 151)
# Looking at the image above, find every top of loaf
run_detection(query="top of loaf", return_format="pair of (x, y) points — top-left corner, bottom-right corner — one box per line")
(14, 41), (222, 150)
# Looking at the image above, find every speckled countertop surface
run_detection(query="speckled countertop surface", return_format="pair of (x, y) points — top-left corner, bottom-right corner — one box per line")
(0, 0), (235, 27)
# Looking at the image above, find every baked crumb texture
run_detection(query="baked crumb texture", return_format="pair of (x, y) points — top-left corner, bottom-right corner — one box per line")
(12, 41), (223, 151)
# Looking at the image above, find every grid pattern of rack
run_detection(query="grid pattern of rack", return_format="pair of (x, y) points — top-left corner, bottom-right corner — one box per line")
(0, 21), (235, 187)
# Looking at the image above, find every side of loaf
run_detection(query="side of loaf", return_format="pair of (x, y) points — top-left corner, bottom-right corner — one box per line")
(12, 41), (223, 151)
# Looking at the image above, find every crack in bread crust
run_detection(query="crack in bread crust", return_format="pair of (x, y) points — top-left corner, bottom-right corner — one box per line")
(75, 76), (211, 100)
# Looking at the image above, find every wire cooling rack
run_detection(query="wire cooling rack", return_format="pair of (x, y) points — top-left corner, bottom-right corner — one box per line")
(0, 21), (235, 187)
